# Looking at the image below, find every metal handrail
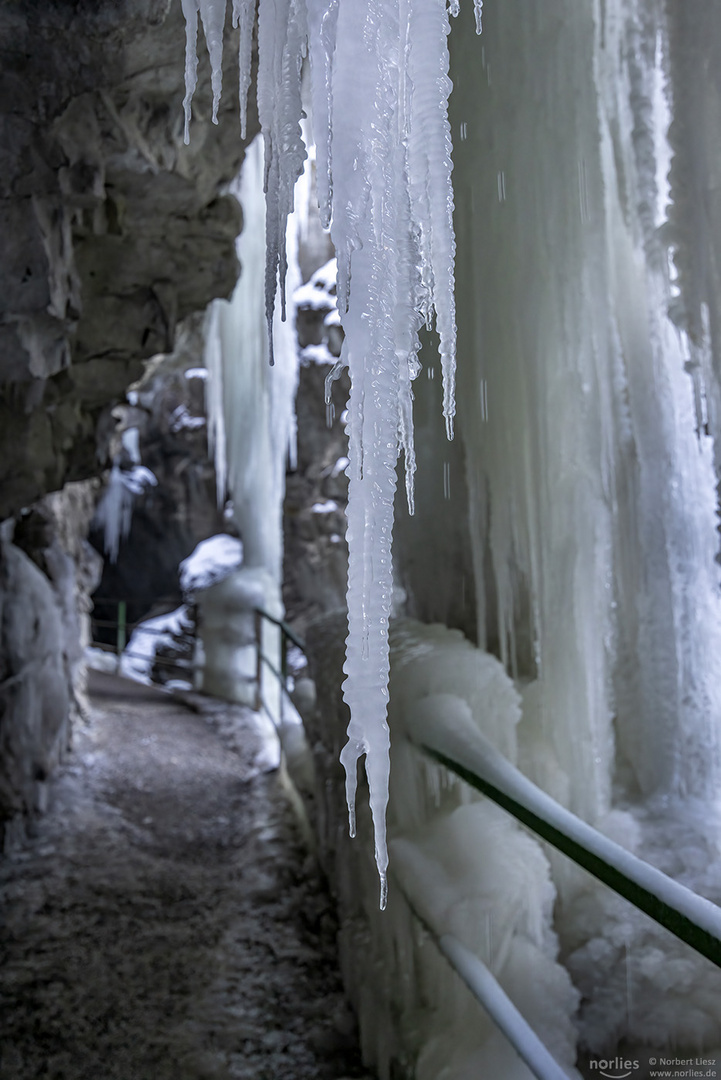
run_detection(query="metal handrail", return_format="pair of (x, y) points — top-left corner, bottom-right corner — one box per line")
(408, 701), (721, 969)
(392, 869), (573, 1080)
(89, 597), (195, 676)
(253, 606), (306, 651)
(205, 609), (721, 1070)
(253, 607), (306, 721)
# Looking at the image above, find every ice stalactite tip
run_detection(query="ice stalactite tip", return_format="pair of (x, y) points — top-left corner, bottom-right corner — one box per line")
(179, 0), (481, 907)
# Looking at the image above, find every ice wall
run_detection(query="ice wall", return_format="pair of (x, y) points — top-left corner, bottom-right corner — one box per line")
(303, 614), (581, 1079)
(199, 137), (299, 707)
(429, 0), (721, 1059)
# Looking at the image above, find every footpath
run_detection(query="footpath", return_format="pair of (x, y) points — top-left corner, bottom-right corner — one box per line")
(0, 671), (372, 1080)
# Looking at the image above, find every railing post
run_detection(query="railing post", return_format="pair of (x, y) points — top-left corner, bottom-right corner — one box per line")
(116, 600), (126, 666)
(254, 607), (262, 712)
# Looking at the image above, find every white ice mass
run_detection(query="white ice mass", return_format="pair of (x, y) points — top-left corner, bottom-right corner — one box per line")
(181, 0), (477, 900)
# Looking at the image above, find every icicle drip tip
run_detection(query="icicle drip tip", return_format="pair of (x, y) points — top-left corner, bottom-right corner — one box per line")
(181, 0), (199, 143)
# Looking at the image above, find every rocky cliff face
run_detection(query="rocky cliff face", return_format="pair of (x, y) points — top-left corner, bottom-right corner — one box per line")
(1, 482), (102, 848)
(0, 1), (255, 841)
(89, 316), (230, 637)
(0, 0), (256, 519)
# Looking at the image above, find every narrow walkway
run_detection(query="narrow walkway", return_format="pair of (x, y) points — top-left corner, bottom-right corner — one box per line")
(0, 673), (372, 1080)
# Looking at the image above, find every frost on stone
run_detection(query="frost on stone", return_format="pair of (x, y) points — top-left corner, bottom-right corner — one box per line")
(179, 0), (479, 903)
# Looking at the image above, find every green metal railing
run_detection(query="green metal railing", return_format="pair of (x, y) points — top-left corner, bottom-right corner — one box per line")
(408, 708), (721, 970)
(89, 596), (194, 674)
(253, 606), (305, 719)
(252, 609), (721, 1080)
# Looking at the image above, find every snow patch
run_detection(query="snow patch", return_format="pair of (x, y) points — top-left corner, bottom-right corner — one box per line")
(120, 605), (193, 685)
(180, 534), (243, 595)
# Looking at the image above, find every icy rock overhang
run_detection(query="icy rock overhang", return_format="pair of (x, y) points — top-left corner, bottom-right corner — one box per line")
(180, 0), (482, 905)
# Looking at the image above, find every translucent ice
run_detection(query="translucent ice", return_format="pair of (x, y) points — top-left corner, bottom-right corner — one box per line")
(179, 0), (481, 898)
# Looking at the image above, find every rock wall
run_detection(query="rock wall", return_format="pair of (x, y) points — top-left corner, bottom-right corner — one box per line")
(89, 316), (230, 637)
(0, 1), (257, 837)
(0, 0), (256, 519)
(1, 483), (102, 849)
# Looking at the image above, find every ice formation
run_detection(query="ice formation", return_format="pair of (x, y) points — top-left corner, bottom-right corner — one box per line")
(330, 619), (581, 1078)
(199, 137), (299, 723)
(177, 0), (721, 1071)
(191, 0), (473, 899)
(94, 463), (158, 563)
(181, 0), (479, 901)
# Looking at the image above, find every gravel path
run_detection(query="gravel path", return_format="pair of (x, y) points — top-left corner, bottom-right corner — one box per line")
(0, 673), (372, 1080)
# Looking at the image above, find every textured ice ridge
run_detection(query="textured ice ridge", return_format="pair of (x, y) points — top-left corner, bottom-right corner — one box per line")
(180, 0), (480, 903)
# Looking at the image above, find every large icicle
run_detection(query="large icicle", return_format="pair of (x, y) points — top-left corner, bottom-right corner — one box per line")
(182, 0), (227, 137)
(179, 0), (477, 904)
(232, 0), (256, 139)
(256, 0), (307, 353)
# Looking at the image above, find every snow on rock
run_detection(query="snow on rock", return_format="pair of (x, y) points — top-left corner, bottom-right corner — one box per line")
(294, 258), (338, 312)
(170, 404), (207, 432)
(179, 534), (243, 595)
(180, 0), (481, 901)
(120, 605), (193, 685)
(299, 343), (335, 367)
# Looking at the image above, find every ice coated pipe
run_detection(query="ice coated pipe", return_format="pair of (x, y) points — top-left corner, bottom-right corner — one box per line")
(409, 698), (721, 968)
(438, 935), (572, 1080)
(391, 872), (572, 1080)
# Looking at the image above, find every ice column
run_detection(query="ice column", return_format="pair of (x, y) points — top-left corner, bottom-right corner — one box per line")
(181, 0), (478, 901)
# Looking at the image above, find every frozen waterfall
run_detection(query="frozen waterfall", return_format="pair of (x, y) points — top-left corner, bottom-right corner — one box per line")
(181, 0), (477, 901)
(178, 1), (721, 1071)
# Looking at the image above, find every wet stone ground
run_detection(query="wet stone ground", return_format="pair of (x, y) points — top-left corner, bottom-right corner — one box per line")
(0, 673), (373, 1080)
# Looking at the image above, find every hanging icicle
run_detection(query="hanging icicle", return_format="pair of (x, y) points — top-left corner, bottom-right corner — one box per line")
(180, 0), (481, 906)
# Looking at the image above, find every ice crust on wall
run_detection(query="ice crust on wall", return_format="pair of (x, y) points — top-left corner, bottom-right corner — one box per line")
(181, 0), (477, 900)
(200, 136), (299, 713)
(334, 619), (580, 1079)
(440, 0), (721, 1060)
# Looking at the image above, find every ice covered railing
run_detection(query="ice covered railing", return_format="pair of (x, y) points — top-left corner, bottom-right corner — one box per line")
(180, 0), (484, 903)
(317, 620), (721, 1078)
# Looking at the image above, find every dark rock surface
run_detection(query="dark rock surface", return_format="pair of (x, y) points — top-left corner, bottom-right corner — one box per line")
(89, 316), (230, 636)
(0, 0), (256, 519)
(283, 357), (350, 636)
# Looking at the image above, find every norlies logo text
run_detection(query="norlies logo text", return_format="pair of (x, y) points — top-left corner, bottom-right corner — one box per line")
(589, 1059), (640, 1079)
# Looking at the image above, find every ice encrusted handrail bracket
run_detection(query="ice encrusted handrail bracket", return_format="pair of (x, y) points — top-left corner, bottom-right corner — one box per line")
(180, 0), (482, 907)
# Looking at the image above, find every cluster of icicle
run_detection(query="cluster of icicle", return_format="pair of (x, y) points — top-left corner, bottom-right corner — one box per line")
(180, 0), (482, 907)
